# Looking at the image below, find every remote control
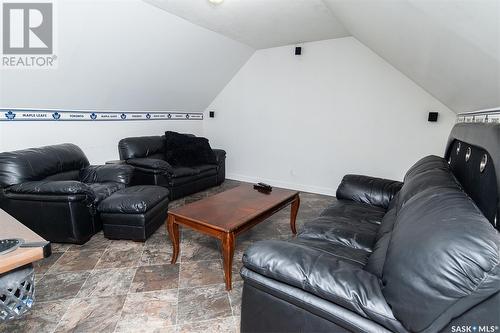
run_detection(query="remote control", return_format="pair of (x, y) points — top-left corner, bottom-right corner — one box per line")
(254, 182), (272, 192)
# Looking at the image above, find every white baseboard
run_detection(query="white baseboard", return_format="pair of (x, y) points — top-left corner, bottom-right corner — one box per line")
(226, 173), (337, 197)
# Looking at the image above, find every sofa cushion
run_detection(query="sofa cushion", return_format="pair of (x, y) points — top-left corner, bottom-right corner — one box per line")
(118, 136), (165, 160)
(243, 240), (406, 333)
(165, 131), (217, 166)
(320, 199), (386, 226)
(299, 216), (379, 252)
(291, 238), (372, 267)
(403, 155), (450, 182)
(365, 207), (398, 277)
(382, 187), (500, 332)
(170, 167), (200, 178)
(126, 158), (173, 172)
(88, 182), (125, 203)
(98, 186), (170, 214)
(397, 165), (460, 211)
(169, 168), (218, 187)
(192, 164), (218, 173)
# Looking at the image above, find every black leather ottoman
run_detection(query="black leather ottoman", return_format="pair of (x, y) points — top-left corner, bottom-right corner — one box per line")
(98, 186), (170, 241)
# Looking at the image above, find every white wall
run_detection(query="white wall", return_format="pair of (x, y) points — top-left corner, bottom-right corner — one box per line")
(204, 37), (456, 195)
(0, 0), (253, 163)
(0, 121), (203, 164)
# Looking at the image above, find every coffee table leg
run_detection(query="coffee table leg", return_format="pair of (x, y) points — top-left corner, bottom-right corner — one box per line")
(167, 214), (180, 264)
(221, 232), (235, 291)
(290, 194), (300, 235)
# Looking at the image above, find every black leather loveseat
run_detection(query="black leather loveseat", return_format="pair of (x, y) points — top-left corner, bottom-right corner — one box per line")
(118, 134), (226, 200)
(0, 144), (137, 244)
(240, 123), (500, 333)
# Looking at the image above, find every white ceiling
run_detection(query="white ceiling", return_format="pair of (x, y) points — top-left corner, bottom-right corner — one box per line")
(323, 0), (500, 113)
(143, 0), (350, 49)
(143, 0), (500, 113)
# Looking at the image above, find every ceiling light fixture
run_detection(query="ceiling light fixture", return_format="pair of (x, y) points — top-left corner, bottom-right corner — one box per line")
(208, 0), (224, 5)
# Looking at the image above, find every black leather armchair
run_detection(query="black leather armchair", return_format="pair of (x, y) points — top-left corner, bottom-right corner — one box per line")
(118, 135), (226, 200)
(240, 124), (500, 333)
(0, 144), (134, 244)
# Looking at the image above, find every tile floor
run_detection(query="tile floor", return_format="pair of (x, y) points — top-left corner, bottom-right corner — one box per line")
(0, 180), (333, 333)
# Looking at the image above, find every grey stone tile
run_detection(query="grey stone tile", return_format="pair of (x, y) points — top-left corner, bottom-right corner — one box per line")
(176, 316), (236, 333)
(233, 316), (241, 333)
(95, 247), (143, 269)
(35, 272), (44, 283)
(77, 268), (136, 297)
(231, 240), (253, 283)
(177, 284), (232, 324)
(140, 246), (172, 266)
(238, 227), (284, 242)
(180, 230), (221, 262)
(48, 250), (102, 273)
(168, 198), (186, 209)
(115, 323), (176, 333)
(33, 252), (63, 275)
(107, 240), (145, 251)
(184, 191), (207, 205)
(155, 224), (168, 235)
(36, 271), (90, 302)
(300, 191), (331, 200)
(0, 299), (72, 333)
(179, 260), (224, 288)
(220, 180), (241, 191)
(228, 281), (243, 316)
(145, 231), (171, 248)
(231, 260), (244, 283)
(130, 264), (179, 293)
(50, 243), (72, 253)
(67, 232), (110, 252)
(114, 290), (177, 332)
(54, 295), (126, 333)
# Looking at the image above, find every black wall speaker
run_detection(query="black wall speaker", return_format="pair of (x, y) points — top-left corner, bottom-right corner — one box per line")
(295, 47), (302, 55)
(209, 111), (215, 118)
(428, 112), (439, 122)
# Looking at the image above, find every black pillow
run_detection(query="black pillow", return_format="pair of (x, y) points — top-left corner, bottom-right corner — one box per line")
(165, 131), (217, 166)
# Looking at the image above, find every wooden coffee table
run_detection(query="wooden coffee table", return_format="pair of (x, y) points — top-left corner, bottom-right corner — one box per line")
(167, 184), (300, 290)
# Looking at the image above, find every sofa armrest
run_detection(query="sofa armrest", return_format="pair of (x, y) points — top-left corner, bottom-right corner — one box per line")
(8, 180), (94, 197)
(80, 165), (134, 185)
(212, 149), (226, 164)
(242, 240), (405, 333)
(336, 175), (403, 209)
(126, 158), (173, 173)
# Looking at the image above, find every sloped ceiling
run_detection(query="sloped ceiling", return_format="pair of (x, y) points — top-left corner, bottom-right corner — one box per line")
(322, 0), (500, 113)
(143, 0), (350, 49)
(0, 0), (254, 112)
(144, 0), (499, 113)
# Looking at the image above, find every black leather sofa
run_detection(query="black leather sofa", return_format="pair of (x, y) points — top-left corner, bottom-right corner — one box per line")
(240, 123), (500, 333)
(0, 144), (168, 244)
(118, 134), (226, 200)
